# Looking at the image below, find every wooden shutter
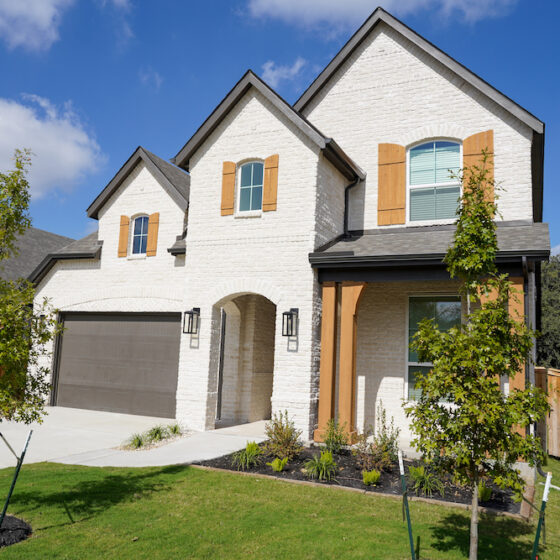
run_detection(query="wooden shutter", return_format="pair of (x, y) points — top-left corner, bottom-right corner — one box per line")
(118, 215), (130, 257)
(146, 212), (160, 257)
(263, 154), (279, 212)
(463, 130), (494, 201)
(378, 143), (406, 226)
(221, 161), (236, 216)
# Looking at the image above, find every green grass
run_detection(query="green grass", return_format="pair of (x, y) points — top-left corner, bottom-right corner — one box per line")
(0, 457), (558, 559)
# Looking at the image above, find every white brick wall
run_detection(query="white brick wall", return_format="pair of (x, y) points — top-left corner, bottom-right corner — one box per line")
(303, 22), (534, 230)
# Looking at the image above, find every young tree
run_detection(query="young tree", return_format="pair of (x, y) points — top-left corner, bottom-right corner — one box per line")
(404, 153), (549, 560)
(0, 150), (60, 423)
(537, 255), (560, 368)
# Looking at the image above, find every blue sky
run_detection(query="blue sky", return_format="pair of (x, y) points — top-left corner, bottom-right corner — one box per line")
(0, 0), (558, 253)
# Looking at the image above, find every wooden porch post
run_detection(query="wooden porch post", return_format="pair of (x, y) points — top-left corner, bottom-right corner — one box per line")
(508, 277), (526, 392)
(314, 282), (338, 442)
(338, 281), (366, 439)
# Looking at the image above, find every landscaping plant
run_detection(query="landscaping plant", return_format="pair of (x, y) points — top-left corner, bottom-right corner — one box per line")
(266, 457), (288, 472)
(127, 433), (145, 449)
(0, 150), (61, 424)
(323, 417), (348, 454)
(362, 469), (381, 487)
(304, 450), (337, 481)
(147, 425), (167, 443)
(232, 441), (263, 471)
(537, 255), (560, 368)
(408, 464), (445, 498)
(263, 410), (303, 461)
(477, 480), (492, 503)
(404, 152), (549, 560)
(167, 423), (182, 436)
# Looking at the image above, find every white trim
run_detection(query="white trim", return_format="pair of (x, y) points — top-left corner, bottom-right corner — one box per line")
(235, 159), (264, 217)
(404, 292), (461, 401)
(406, 139), (462, 226)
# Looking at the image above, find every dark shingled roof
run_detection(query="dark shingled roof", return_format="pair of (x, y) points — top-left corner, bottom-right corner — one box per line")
(87, 146), (190, 219)
(309, 221), (550, 267)
(29, 231), (103, 285)
(167, 235), (186, 256)
(0, 227), (74, 281)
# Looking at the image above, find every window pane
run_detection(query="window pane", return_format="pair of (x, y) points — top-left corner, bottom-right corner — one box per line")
(408, 365), (432, 400)
(435, 185), (460, 219)
(240, 164), (252, 187)
(410, 187), (435, 221)
(410, 143), (435, 185)
(132, 235), (141, 254)
(239, 187), (251, 211)
(435, 142), (460, 183)
(139, 235), (147, 254)
(435, 299), (462, 331)
(134, 217), (144, 234)
(252, 162), (264, 186)
(251, 186), (262, 211)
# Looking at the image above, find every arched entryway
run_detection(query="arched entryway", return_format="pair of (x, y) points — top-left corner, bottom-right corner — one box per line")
(212, 293), (277, 427)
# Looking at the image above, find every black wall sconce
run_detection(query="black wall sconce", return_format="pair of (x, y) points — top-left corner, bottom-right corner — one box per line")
(183, 308), (200, 334)
(282, 308), (298, 337)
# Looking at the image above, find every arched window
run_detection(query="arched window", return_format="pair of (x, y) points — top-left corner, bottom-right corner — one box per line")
(132, 215), (149, 254)
(238, 161), (264, 212)
(408, 141), (461, 222)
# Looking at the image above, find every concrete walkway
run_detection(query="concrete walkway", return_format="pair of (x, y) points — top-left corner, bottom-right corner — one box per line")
(0, 407), (266, 469)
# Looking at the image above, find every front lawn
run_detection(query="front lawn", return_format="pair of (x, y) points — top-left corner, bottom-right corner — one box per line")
(0, 457), (558, 559)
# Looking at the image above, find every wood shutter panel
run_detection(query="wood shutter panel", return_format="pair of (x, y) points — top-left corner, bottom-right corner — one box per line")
(221, 161), (236, 216)
(118, 215), (130, 257)
(263, 154), (279, 212)
(378, 143), (406, 225)
(146, 212), (160, 257)
(463, 130), (494, 201)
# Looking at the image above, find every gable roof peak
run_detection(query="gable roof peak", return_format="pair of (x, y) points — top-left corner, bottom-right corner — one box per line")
(293, 7), (543, 134)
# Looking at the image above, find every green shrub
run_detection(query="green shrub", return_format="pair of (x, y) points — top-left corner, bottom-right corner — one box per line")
(266, 457), (289, 472)
(409, 464), (445, 498)
(264, 411), (303, 461)
(232, 441), (263, 471)
(127, 433), (144, 449)
(478, 480), (492, 502)
(323, 418), (348, 455)
(147, 425), (168, 443)
(373, 401), (400, 464)
(167, 423), (182, 436)
(304, 450), (337, 481)
(362, 469), (381, 486)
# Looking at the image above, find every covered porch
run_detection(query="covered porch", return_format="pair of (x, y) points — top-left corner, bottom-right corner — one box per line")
(310, 222), (549, 441)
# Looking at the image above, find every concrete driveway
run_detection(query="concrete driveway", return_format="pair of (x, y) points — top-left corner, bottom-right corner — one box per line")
(0, 407), (266, 469)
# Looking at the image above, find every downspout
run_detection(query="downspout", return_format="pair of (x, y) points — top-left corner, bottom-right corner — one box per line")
(343, 178), (361, 237)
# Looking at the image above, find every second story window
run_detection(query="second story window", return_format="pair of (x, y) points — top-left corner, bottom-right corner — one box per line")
(408, 141), (461, 222)
(132, 215), (149, 254)
(238, 161), (263, 212)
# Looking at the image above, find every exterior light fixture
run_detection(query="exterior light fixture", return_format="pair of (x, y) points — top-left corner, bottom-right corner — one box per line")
(183, 308), (200, 334)
(282, 308), (298, 337)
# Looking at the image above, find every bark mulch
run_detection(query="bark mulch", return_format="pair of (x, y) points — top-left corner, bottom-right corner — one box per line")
(196, 445), (521, 516)
(0, 515), (32, 548)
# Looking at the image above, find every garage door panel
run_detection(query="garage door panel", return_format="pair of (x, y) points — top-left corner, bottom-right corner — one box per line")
(55, 313), (181, 418)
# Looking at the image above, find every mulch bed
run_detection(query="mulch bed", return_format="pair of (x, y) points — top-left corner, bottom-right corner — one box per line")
(0, 515), (32, 548)
(196, 445), (521, 515)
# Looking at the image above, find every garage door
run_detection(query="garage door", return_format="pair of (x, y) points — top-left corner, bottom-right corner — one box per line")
(53, 313), (181, 418)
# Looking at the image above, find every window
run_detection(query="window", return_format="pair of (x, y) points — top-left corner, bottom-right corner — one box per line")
(238, 161), (263, 212)
(407, 296), (461, 400)
(408, 141), (461, 222)
(132, 215), (149, 254)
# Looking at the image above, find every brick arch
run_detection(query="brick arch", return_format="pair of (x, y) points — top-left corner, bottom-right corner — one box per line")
(399, 124), (469, 148)
(207, 278), (283, 309)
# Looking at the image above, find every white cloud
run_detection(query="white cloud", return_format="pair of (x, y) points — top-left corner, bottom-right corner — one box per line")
(0, 0), (74, 51)
(261, 57), (307, 88)
(0, 95), (104, 198)
(139, 67), (163, 91)
(552, 244), (560, 256)
(248, 0), (518, 28)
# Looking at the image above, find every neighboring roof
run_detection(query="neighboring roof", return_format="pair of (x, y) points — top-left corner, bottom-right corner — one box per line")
(29, 231), (103, 285)
(173, 70), (365, 182)
(294, 7), (544, 135)
(87, 146), (190, 219)
(0, 227), (74, 281)
(309, 221), (550, 267)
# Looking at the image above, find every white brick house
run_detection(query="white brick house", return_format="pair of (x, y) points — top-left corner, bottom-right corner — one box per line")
(32, 9), (549, 444)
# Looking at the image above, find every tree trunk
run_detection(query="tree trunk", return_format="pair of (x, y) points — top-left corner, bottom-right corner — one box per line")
(470, 475), (479, 560)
